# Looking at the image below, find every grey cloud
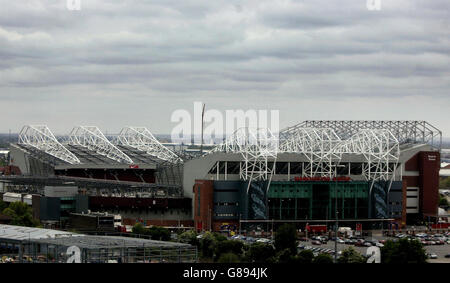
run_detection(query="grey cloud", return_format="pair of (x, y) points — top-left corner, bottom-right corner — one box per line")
(0, 0), (449, 135)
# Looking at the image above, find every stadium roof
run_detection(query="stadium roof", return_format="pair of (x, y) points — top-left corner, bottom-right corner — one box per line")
(283, 120), (442, 149)
(13, 120), (442, 167)
(16, 125), (182, 166)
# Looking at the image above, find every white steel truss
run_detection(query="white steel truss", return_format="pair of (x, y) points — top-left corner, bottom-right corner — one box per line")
(286, 120), (442, 149)
(117, 127), (183, 164)
(213, 128), (278, 190)
(18, 125), (81, 164)
(280, 128), (342, 178)
(278, 126), (400, 183)
(69, 126), (133, 164)
(334, 129), (400, 183)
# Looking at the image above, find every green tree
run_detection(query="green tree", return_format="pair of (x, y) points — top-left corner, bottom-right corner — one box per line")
(212, 232), (227, 242)
(147, 226), (170, 241)
(217, 252), (240, 263)
(439, 196), (448, 206)
(131, 222), (146, 235)
(338, 247), (366, 264)
(214, 240), (244, 261)
(381, 238), (427, 264)
(276, 248), (297, 263)
(439, 178), (450, 189)
(245, 243), (276, 263)
(274, 224), (297, 254)
(312, 253), (334, 264)
(200, 232), (216, 259)
(295, 249), (314, 264)
(0, 199), (8, 212)
(2, 201), (38, 227)
(179, 230), (200, 247)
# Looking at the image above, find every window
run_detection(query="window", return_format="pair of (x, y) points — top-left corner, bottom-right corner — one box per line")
(215, 213), (236, 217)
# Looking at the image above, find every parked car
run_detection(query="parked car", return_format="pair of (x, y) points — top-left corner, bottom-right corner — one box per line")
(312, 240), (322, 245)
(256, 238), (271, 243)
(427, 253), (438, 259)
(444, 254), (450, 258)
(336, 238), (345, 244)
(246, 237), (256, 243)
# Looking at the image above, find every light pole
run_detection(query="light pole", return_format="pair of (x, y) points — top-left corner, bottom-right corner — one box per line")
(239, 213), (242, 236)
(331, 164), (345, 263)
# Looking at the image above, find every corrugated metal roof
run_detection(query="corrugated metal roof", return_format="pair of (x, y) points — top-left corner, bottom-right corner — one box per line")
(32, 235), (192, 249)
(0, 225), (193, 250)
(0, 224), (82, 241)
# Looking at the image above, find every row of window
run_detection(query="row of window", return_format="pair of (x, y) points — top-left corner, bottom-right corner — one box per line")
(272, 189), (365, 193)
(209, 162), (398, 176)
(215, 213), (236, 217)
(214, 202), (239, 206)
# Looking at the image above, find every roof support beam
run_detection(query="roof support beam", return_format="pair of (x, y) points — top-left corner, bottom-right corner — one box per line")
(117, 127), (182, 164)
(69, 126), (133, 164)
(18, 125), (81, 164)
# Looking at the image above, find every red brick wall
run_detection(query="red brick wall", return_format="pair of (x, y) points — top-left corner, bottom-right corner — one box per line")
(419, 151), (440, 217)
(193, 180), (214, 232)
(403, 176), (419, 187)
(401, 180), (407, 227)
(405, 153), (419, 171)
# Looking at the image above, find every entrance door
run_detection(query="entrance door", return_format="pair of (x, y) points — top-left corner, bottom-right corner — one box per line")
(312, 184), (330, 219)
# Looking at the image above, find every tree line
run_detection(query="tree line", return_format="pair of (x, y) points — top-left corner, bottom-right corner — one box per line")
(176, 224), (428, 264)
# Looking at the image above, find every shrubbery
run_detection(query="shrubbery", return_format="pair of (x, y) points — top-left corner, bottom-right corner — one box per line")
(131, 223), (170, 241)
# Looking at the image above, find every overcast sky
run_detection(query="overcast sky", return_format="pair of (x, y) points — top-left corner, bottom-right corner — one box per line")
(0, 0), (449, 137)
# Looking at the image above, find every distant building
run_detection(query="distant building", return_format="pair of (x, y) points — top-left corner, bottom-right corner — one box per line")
(2, 120), (444, 232)
(68, 212), (116, 232)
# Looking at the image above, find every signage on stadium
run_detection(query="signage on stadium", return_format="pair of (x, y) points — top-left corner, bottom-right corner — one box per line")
(293, 176), (352, 182)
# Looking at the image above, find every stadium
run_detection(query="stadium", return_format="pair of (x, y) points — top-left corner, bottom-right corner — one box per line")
(0, 120), (443, 233)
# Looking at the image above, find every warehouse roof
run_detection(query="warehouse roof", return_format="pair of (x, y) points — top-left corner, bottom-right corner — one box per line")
(31, 235), (192, 250)
(0, 224), (81, 241)
(0, 224), (193, 250)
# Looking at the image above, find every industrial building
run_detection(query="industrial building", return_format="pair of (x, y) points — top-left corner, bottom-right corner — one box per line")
(0, 121), (442, 233)
(0, 224), (197, 263)
(2, 125), (192, 228)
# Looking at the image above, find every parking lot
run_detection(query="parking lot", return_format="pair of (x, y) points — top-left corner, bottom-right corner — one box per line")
(298, 234), (450, 263)
(228, 231), (450, 262)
